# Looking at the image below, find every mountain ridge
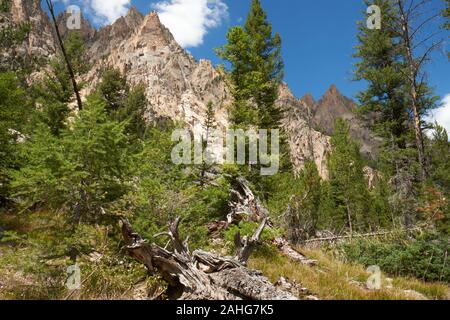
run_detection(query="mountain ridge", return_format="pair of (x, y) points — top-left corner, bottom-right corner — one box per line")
(2, 2), (380, 177)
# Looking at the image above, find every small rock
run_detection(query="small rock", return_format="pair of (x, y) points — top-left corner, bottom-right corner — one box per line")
(402, 290), (428, 300)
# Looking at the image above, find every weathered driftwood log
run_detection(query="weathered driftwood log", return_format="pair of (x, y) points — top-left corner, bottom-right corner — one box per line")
(273, 238), (317, 266)
(227, 177), (317, 266)
(228, 177), (270, 224)
(121, 218), (297, 300)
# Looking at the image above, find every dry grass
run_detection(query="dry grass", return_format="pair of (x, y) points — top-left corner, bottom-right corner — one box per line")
(2, 211), (448, 300)
(249, 245), (449, 300)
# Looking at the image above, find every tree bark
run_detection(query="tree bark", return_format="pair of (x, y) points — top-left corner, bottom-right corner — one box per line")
(121, 218), (297, 300)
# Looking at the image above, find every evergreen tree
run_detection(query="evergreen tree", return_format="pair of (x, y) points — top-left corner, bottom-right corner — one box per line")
(285, 161), (322, 242)
(217, 0), (284, 129)
(199, 101), (217, 187)
(218, 0), (291, 198)
(99, 69), (149, 139)
(0, 72), (32, 205)
(354, 0), (410, 177)
(123, 84), (149, 139)
(11, 94), (133, 223)
(326, 119), (372, 233)
(428, 123), (450, 192)
(33, 32), (88, 136)
(98, 68), (130, 116)
(393, 0), (441, 180)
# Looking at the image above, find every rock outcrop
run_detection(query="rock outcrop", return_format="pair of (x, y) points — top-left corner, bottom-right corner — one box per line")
(83, 10), (230, 129)
(277, 84), (331, 178)
(0, 0), (56, 70)
(56, 10), (96, 44)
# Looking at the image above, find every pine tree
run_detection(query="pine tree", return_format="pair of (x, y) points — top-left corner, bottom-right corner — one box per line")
(393, 0), (441, 180)
(285, 161), (322, 242)
(33, 32), (88, 136)
(354, 0), (410, 177)
(428, 123), (450, 192)
(353, 1), (417, 226)
(199, 101), (217, 187)
(99, 70), (149, 139)
(120, 84), (149, 139)
(217, 0), (284, 130)
(11, 94), (133, 223)
(0, 72), (32, 206)
(326, 119), (372, 233)
(98, 68), (130, 117)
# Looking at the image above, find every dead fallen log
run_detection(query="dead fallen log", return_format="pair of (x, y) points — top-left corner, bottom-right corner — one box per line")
(229, 177), (270, 224)
(227, 177), (317, 267)
(121, 217), (297, 300)
(274, 238), (317, 266)
(301, 228), (423, 245)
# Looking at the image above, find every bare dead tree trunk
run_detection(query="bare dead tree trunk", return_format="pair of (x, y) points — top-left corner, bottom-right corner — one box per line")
(227, 177), (317, 266)
(45, 0), (83, 111)
(121, 217), (297, 300)
(228, 177), (270, 224)
(395, 0), (444, 181)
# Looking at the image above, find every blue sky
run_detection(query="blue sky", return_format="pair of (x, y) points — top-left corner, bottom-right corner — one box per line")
(49, 0), (449, 129)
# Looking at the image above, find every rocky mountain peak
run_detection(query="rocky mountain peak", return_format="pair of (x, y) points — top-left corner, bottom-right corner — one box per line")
(300, 93), (315, 108)
(310, 85), (380, 160)
(136, 11), (178, 49)
(87, 7), (144, 61)
(126, 6), (143, 20)
(318, 84), (355, 111)
(325, 83), (338, 95)
(56, 11), (96, 43)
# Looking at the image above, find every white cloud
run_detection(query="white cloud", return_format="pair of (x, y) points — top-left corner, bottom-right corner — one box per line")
(58, 0), (131, 25)
(426, 94), (450, 139)
(89, 0), (131, 25)
(153, 0), (228, 48)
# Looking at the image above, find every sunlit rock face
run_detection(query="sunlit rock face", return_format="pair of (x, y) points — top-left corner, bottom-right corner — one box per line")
(83, 10), (230, 130)
(0, 0), (56, 70)
(277, 84), (331, 179)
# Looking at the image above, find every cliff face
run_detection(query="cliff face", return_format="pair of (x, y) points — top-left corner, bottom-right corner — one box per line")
(0, 0), (56, 70)
(3, 2), (379, 178)
(277, 84), (331, 178)
(81, 10), (230, 130)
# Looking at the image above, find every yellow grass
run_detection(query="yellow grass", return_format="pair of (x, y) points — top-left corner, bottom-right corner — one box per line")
(249, 246), (449, 300)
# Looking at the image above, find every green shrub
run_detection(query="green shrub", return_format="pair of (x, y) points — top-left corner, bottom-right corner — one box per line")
(224, 221), (282, 244)
(340, 232), (450, 282)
